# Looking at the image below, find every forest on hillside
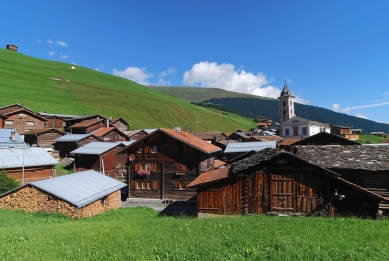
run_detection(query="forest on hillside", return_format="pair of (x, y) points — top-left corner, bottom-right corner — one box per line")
(204, 97), (389, 134)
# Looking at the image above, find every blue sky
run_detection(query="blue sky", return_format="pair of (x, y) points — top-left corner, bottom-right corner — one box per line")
(2, 1), (389, 123)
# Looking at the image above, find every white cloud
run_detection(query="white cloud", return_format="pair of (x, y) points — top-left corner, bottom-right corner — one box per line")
(355, 113), (368, 119)
(60, 54), (68, 60)
(182, 61), (309, 104)
(48, 51), (56, 56)
(159, 68), (176, 78)
(48, 39), (53, 44)
(113, 67), (154, 85)
(332, 103), (341, 112)
(156, 78), (171, 86)
(57, 41), (68, 47)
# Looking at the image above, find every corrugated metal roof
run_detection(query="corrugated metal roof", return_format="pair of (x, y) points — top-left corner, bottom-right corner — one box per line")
(0, 147), (58, 168)
(30, 170), (126, 208)
(54, 134), (92, 142)
(0, 129), (28, 148)
(70, 142), (125, 155)
(224, 141), (277, 154)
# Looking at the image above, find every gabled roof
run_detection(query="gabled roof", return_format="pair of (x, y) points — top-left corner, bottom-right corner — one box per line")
(188, 166), (231, 188)
(70, 141), (129, 155)
(230, 131), (251, 140)
(92, 127), (117, 137)
(282, 116), (330, 128)
(204, 132), (228, 138)
(21, 128), (65, 136)
(123, 130), (148, 137)
(0, 147), (58, 168)
(1, 108), (48, 121)
(110, 117), (129, 125)
(54, 134), (104, 142)
(143, 128), (158, 134)
(278, 138), (302, 146)
(224, 141), (277, 154)
(192, 132), (214, 140)
(65, 114), (106, 122)
(0, 104), (35, 114)
(38, 112), (79, 119)
(70, 118), (104, 128)
(293, 132), (361, 145)
(0, 129), (28, 148)
(16, 170), (126, 208)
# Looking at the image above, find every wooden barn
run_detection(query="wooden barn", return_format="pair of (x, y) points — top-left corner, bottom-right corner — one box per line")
(0, 147), (58, 183)
(0, 170), (126, 218)
(70, 141), (133, 177)
(189, 148), (388, 218)
(0, 108), (47, 134)
(38, 112), (79, 130)
(118, 128), (222, 200)
(64, 114), (106, 132)
(92, 127), (129, 142)
(54, 134), (104, 158)
(22, 128), (66, 148)
(69, 118), (107, 134)
(110, 118), (129, 132)
(123, 129), (150, 141)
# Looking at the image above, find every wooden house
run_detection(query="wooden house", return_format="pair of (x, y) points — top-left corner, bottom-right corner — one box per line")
(0, 104), (32, 115)
(110, 118), (129, 132)
(0, 128), (28, 148)
(228, 130), (252, 142)
(0, 147), (58, 183)
(92, 127), (128, 142)
(70, 141), (133, 177)
(0, 170), (125, 218)
(123, 130), (150, 141)
(69, 118), (107, 134)
(64, 114), (106, 132)
(118, 128), (222, 200)
(189, 148), (388, 218)
(38, 112), (79, 130)
(0, 108), (47, 134)
(22, 128), (66, 148)
(6, 44), (18, 51)
(54, 134), (104, 158)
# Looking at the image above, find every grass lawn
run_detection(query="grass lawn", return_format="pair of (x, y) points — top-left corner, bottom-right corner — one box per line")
(358, 134), (387, 144)
(0, 207), (388, 260)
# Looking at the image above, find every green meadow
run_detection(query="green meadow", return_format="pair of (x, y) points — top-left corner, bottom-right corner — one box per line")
(1, 207), (388, 260)
(0, 48), (254, 133)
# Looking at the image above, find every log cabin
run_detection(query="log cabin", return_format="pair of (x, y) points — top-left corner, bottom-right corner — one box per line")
(189, 147), (388, 218)
(110, 118), (129, 132)
(0, 170), (126, 218)
(118, 128), (222, 200)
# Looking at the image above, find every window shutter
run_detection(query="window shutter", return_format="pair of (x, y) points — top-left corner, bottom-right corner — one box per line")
(134, 163), (141, 171)
(152, 181), (159, 190)
(130, 181), (138, 189)
(175, 164), (187, 171)
(145, 146), (152, 153)
(150, 163), (157, 172)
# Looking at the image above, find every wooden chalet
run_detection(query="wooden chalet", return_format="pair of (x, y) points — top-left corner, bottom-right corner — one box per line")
(0, 170), (125, 218)
(123, 130), (150, 141)
(228, 131), (252, 142)
(0, 104), (31, 115)
(54, 134), (104, 158)
(64, 114), (106, 132)
(330, 124), (360, 140)
(70, 141), (133, 177)
(22, 128), (65, 148)
(38, 112), (79, 130)
(69, 118), (107, 134)
(110, 118), (129, 132)
(0, 107), (47, 134)
(118, 128), (222, 200)
(0, 147), (58, 183)
(189, 147), (388, 218)
(92, 127), (128, 142)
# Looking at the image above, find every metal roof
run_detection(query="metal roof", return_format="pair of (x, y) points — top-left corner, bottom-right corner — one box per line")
(54, 134), (92, 142)
(224, 141), (277, 154)
(0, 147), (58, 168)
(70, 142), (127, 155)
(142, 128), (157, 134)
(0, 129), (28, 148)
(38, 112), (80, 118)
(30, 170), (126, 208)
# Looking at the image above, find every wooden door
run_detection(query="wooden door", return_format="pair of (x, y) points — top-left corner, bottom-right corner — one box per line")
(270, 174), (295, 213)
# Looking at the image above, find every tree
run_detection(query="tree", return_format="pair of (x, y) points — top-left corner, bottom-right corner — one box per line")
(0, 170), (21, 194)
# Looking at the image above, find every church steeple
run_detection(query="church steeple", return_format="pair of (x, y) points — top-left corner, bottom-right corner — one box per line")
(278, 80), (295, 125)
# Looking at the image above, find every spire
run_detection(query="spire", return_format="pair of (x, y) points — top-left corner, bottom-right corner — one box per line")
(280, 80), (293, 97)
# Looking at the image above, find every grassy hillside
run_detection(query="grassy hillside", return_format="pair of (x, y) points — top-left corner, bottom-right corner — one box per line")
(0, 48), (254, 133)
(1, 208), (389, 260)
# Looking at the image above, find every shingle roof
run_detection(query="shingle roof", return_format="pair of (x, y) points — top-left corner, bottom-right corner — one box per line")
(188, 166), (231, 188)
(28, 170), (126, 208)
(70, 118), (103, 128)
(224, 141), (276, 154)
(0, 129), (28, 148)
(0, 147), (58, 168)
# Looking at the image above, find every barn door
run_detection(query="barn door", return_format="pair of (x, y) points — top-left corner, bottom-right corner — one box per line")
(270, 174), (295, 214)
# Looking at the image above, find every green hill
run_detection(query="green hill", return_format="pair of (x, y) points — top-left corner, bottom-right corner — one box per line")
(147, 86), (389, 134)
(0, 48), (254, 133)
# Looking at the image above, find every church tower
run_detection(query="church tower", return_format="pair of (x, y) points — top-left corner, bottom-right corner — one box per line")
(278, 81), (295, 125)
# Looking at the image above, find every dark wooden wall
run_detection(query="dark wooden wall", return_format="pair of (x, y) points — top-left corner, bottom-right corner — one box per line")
(2, 114), (46, 133)
(24, 132), (64, 147)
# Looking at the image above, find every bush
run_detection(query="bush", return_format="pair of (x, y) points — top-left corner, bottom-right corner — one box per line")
(0, 170), (21, 194)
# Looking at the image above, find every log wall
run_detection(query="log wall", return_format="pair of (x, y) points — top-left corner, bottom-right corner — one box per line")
(5, 166), (54, 182)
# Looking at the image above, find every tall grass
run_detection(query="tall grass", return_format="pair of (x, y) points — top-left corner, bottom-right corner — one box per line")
(0, 207), (388, 260)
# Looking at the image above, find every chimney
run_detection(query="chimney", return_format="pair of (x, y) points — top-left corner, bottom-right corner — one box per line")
(174, 126), (181, 132)
(11, 131), (16, 141)
(106, 118), (109, 127)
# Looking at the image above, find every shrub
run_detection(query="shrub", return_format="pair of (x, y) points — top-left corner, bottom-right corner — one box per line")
(0, 170), (21, 194)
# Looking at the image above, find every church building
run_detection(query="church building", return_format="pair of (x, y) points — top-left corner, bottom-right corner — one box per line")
(278, 82), (330, 138)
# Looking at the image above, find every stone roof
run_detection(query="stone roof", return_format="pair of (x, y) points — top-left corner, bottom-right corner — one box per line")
(296, 145), (389, 171)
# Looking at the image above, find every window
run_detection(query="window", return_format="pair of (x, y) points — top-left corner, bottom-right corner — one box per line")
(134, 163), (157, 172)
(285, 129), (290, 136)
(152, 146), (157, 153)
(19, 113), (26, 117)
(283, 109), (286, 115)
(26, 121), (34, 126)
(293, 129), (298, 136)
(5, 120), (13, 125)
(175, 163), (187, 172)
(302, 127), (307, 135)
(282, 101), (286, 106)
